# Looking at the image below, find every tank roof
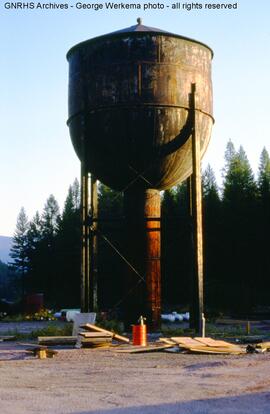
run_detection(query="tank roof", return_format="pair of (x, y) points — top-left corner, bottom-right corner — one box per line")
(106, 18), (170, 35)
(67, 18), (213, 59)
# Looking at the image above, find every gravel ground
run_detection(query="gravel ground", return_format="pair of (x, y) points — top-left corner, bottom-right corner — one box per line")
(0, 340), (270, 414)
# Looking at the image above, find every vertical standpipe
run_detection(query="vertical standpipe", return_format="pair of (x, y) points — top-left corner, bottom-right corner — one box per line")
(124, 188), (161, 330)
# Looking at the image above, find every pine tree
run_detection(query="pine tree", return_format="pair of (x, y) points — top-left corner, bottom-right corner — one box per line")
(26, 212), (42, 292)
(21, 187), (80, 307)
(223, 139), (236, 177)
(256, 148), (270, 303)
(162, 182), (190, 305)
(203, 164), (220, 203)
(221, 142), (258, 313)
(71, 177), (80, 210)
(9, 207), (29, 298)
(162, 188), (177, 218)
(98, 183), (123, 218)
(55, 180), (81, 307)
(0, 260), (15, 300)
(34, 195), (60, 305)
(41, 194), (60, 238)
(61, 179), (80, 222)
(28, 212), (42, 248)
(223, 145), (257, 204)
(0, 260), (8, 295)
(97, 183), (124, 309)
(202, 165), (222, 310)
(258, 147), (270, 201)
(162, 188), (178, 304)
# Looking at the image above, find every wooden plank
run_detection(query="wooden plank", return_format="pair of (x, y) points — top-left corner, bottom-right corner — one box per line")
(170, 337), (203, 347)
(114, 344), (174, 353)
(19, 342), (48, 349)
(160, 336), (242, 352)
(159, 338), (176, 345)
(81, 338), (112, 344)
(256, 342), (270, 350)
(0, 336), (16, 341)
(79, 332), (112, 338)
(81, 341), (111, 349)
(38, 336), (77, 346)
(194, 337), (236, 348)
(188, 346), (244, 355)
(81, 324), (130, 343)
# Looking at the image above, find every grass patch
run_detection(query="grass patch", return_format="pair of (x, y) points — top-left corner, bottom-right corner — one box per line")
(0, 323), (73, 340)
(206, 323), (261, 337)
(1, 314), (25, 323)
(0, 329), (30, 340)
(1, 309), (56, 322)
(161, 326), (195, 337)
(95, 318), (124, 334)
(29, 323), (73, 339)
(160, 323), (262, 338)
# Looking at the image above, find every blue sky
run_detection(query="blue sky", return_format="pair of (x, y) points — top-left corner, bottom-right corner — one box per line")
(1, 0), (270, 236)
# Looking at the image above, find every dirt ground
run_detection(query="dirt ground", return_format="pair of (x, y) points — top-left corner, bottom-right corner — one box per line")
(1, 340), (270, 414)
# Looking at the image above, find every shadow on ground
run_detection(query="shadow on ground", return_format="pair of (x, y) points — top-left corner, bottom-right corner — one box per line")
(75, 392), (270, 414)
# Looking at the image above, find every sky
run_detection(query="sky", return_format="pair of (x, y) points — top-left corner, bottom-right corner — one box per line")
(0, 0), (269, 236)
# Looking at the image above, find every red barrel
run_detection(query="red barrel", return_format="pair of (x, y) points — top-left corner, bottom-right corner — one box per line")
(132, 324), (147, 346)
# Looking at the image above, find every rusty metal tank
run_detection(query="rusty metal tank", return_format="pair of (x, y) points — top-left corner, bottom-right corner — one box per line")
(67, 20), (214, 191)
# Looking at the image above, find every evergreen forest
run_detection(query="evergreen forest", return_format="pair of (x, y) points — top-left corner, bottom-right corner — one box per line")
(6, 141), (270, 317)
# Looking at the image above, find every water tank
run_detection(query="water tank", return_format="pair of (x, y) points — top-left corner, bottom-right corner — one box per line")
(67, 20), (213, 191)
(67, 20), (213, 329)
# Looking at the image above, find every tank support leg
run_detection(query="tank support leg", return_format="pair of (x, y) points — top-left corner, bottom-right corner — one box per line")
(81, 164), (98, 313)
(81, 162), (90, 312)
(89, 176), (98, 312)
(124, 188), (161, 331)
(189, 83), (204, 336)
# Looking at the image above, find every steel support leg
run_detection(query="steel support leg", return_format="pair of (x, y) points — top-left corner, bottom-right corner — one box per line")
(124, 188), (161, 331)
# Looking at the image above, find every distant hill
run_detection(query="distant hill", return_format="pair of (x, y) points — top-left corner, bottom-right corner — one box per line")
(0, 236), (12, 263)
